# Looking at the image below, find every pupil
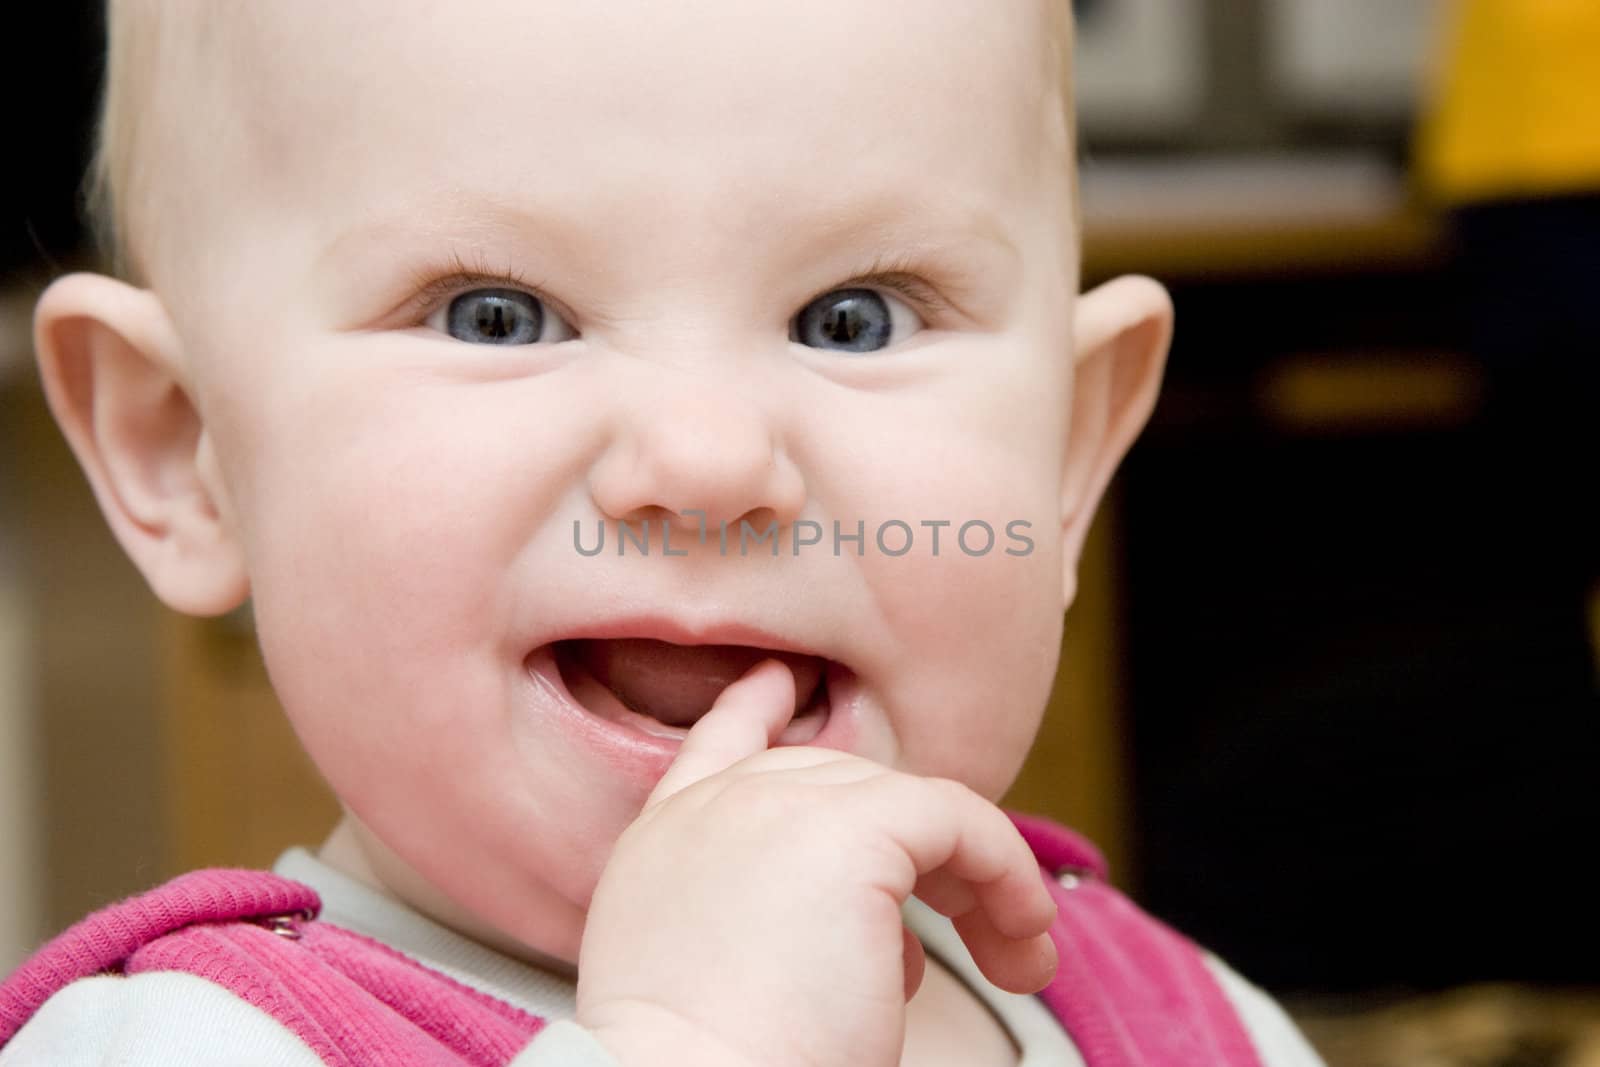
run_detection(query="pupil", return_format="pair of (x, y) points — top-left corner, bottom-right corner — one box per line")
(481, 306), (504, 337)
(824, 305), (861, 343)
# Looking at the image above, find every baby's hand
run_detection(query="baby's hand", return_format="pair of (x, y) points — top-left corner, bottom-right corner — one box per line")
(576, 660), (1058, 1067)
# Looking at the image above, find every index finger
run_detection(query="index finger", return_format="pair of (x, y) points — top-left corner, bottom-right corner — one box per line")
(643, 658), (797, 809)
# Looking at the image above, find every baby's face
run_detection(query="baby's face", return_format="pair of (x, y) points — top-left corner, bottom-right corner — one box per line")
(169, 1), (1078, 961)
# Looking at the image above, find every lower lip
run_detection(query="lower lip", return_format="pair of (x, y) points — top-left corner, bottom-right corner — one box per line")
(521, 645), (861, 783)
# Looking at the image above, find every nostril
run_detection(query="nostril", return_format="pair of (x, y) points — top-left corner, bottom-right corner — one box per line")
(735, 506), (780, 536)
(619, 505), (783, 542)
(617, 505), (676, 531)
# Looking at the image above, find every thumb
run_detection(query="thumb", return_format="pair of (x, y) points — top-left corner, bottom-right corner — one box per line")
(643, 658), (797, 809)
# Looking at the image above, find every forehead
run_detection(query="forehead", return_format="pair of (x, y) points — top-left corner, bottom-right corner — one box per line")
(165, 1), (1068, 309)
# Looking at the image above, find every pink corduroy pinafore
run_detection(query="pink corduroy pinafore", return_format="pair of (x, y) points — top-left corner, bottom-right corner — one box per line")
(0, 815), (1263, 1066)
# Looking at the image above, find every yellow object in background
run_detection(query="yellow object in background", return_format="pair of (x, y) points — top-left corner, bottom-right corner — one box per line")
(1415, 0), (1600, 205)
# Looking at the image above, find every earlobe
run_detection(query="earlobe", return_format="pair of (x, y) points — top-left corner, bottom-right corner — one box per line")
(33, 273), (249, 617)
(1059, 275), (1173, 608)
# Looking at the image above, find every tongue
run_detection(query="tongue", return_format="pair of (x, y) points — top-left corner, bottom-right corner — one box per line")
(574, 639), (823, 727)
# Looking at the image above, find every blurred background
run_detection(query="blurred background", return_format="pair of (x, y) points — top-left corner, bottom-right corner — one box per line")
(1, 2), (1596, 1063)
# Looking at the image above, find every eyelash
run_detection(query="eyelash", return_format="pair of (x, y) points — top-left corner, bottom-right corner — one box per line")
(407, 251), (550, 320)
(406, 251), (950, 331)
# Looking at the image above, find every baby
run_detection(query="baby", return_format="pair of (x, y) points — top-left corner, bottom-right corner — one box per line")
(1, 2), (1325, 1065)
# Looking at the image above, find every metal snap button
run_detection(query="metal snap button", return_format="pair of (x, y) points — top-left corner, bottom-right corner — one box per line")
(1055, 865), (1094, 890)
(259, 914), (303, 940)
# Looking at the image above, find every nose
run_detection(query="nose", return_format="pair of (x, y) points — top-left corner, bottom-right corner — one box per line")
(588, 376), (807, 540)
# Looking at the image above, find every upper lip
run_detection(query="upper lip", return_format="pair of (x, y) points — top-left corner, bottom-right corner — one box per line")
(549, 614), (827, 659)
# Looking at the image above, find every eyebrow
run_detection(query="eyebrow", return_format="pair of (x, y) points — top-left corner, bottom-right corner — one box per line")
(313, 185), (1023, 318)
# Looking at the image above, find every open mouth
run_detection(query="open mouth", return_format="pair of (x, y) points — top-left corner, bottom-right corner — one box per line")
(551, 638), (834, 745)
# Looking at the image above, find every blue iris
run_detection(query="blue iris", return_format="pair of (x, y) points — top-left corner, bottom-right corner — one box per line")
(446, 289), (544, 345)
(793, 288), (893, 353)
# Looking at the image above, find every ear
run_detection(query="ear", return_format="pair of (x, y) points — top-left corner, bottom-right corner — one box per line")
(32, 273), (249, 617)
(1059, 274), (1173, 607)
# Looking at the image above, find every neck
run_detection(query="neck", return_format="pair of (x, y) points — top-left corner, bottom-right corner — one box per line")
(316, 812), (580, 980)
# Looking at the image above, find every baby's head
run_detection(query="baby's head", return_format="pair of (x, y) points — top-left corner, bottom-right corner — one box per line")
(37, 1), (1170, 966)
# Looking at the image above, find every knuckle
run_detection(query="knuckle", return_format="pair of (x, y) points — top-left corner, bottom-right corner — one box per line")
(922, 774), (981, 808)
(710, 770), (810, 822)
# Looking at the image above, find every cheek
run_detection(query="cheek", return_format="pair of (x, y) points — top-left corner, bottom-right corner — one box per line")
(237, 363), (587, 642)
(257, 417), (502, 650)
(231, 374), (577, 763)
(833, 387), (1065, 795)
(868, 543), (1062, 795)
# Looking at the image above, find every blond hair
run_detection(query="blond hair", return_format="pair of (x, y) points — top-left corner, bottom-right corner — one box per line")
(86, 3), (1078, 285)
(84, 2), (132, 280)
(86, 0), (177, 284)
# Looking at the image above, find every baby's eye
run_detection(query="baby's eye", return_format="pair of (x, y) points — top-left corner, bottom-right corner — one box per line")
(426, 288), (577, 346)
(791, 287), (923, 354)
